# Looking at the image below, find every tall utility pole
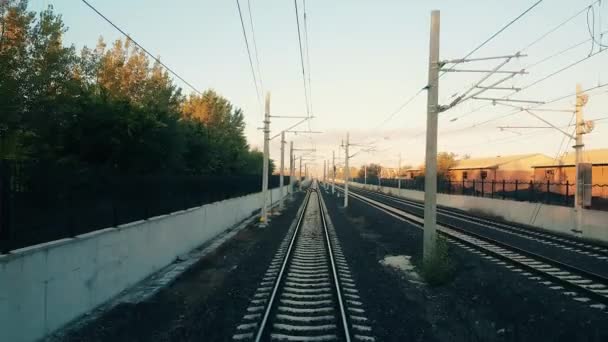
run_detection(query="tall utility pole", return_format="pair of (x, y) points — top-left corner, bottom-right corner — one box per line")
(332, 151), (336, 194)
(378, 166), (381, 186)
(574, 84), (589, 233)
(279, 131), (286, 207)
(289, 142), (294, 195)
(398, 153), (402, 190)
(344, 132), (350, 207)
(364, 165), (367, 185)
(323, 160), (326, 184)
(299, 156), (303, 191)
(260, 93), (271, 226)
(423, 10), (440, 260)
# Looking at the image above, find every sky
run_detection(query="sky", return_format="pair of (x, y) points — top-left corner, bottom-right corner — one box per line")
(30, 0), (608, 174)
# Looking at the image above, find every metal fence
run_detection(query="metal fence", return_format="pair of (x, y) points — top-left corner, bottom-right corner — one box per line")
(352, 177), (608, 212)
(0, 160), (291, 253)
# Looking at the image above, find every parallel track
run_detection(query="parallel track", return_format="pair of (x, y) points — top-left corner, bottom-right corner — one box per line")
(234, 185), (374, 341)
(335, 186), (608, 310)
(352, 186), (608, 260)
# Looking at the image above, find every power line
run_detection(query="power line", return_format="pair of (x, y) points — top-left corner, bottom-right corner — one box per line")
(440, 0), (544, 77)
(294, 0), (311, 117)
(236, 0), (264, 114)
(375, 0), (543, 133)
(247, 0), (264, 93)
(374, 88), (425, 130)
(303, 0), (314, 118)
(449, 42), (607, 123)
(523, 1), (598, 51)
(461, 82), (608, 130)
(519, 48), (607, 93)
(81, 0), (203, 95)
(447, 2), (600, 122)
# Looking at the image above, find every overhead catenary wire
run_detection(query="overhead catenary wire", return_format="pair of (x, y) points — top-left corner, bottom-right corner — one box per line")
(439, 0), (544, 78)
(303, 0), (314, 118)
(448, 1), (604, 123)
(377, 0), (545, 139)
(449, 82), (608, 134)
(449, 44), (608, 126)
(294, 0), (311, 118)
(247, 0), (264, 93)
(236, 0), (264, 115)
(81, 0), (203, 95)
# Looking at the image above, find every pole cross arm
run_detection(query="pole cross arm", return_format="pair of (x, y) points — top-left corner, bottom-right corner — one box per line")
(524, 109), (575, 139)
(441, 53), (526, 65)
(270, 117), (311, 140)
(440, 69), (528, 74)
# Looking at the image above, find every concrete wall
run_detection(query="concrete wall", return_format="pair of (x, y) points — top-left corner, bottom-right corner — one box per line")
(344, 181), (608, 244)
(0, 185), (291, 342)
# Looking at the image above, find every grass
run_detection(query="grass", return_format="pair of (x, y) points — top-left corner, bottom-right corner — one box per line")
(418, 236), (455, 286)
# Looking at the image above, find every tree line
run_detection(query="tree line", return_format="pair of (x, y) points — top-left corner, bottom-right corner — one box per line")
(356, 152), (461, 181)
(0, 1), (272, 176)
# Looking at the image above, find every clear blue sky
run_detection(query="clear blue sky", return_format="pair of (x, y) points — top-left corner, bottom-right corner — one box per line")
(31, 0), (608, 172)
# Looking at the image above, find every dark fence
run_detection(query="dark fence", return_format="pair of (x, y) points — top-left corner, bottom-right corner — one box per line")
(0, 160), (290, 253)
(352, 177), (608, 211)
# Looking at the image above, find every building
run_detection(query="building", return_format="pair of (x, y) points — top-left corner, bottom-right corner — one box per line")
(448, 153), (554, 194)
(404, 168), (422, 179)
(449, 153), (554, 182)
(532, 149), (608, 197)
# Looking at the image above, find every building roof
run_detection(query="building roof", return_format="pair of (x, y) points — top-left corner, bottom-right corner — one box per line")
(532, 149), (608, 167)
(450, 153), (552, 171)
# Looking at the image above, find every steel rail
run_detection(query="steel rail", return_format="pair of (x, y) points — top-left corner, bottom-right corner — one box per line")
(336, 187), (608, 306)
(318, 188), (352, 342)
(254, 190), (312, 341)
(351, 186), (608, 258)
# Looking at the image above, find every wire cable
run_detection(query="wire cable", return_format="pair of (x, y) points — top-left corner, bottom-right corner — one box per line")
(294, 0), (311, 117)
(523, 1), (598, 51)
(447, 2), (601, 122)
(440, 0), (544, 78)
(247, 0), (264, 93)
(303, 0), (313, 118)
(374, 88), (425, 130)
(449, 41), (607, 123)
(236, 0), (264, 114)
(81, 0), (203, 95)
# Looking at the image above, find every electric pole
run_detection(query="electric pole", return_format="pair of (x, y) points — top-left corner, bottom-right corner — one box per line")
(260, 93), (271, 226)
(323, 160), (326, 185)
(364, 165), (367, 185)
(575, 84), (589, 234)
(424, 10), (440, 260)
(398, 153), (402, 190)
(332, 151), (336, 194)
(344, 132), (350, 207)
(289, 142), (294, 196)
(279, 131), (285, 208)
(299, 156), (303, 191)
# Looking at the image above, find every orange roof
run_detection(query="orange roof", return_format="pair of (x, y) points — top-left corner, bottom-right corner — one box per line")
(532, 149), (608, 167)
(450, 153), (552, 170)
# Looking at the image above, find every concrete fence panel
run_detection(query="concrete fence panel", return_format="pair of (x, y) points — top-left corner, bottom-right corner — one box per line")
(0, 184), (291, 342)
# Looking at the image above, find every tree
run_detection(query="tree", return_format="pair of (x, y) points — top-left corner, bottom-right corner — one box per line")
(437, 152), (458, 178)
(416, 152), (459, 183)
(0, 2), (271, 179)
(357, 163), (382, 179)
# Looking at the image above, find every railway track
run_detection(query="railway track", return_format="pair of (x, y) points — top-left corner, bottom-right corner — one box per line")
(334, 185), (608, 311)
(351, 186), (608, 261)
(233, 183), (374, 341)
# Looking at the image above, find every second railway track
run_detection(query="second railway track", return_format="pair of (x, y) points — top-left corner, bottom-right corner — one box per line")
(233, 183), (374, 342)
(335, 185), (608, 311)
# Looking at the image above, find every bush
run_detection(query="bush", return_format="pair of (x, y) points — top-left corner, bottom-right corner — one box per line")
(418, 236), (455, 286)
